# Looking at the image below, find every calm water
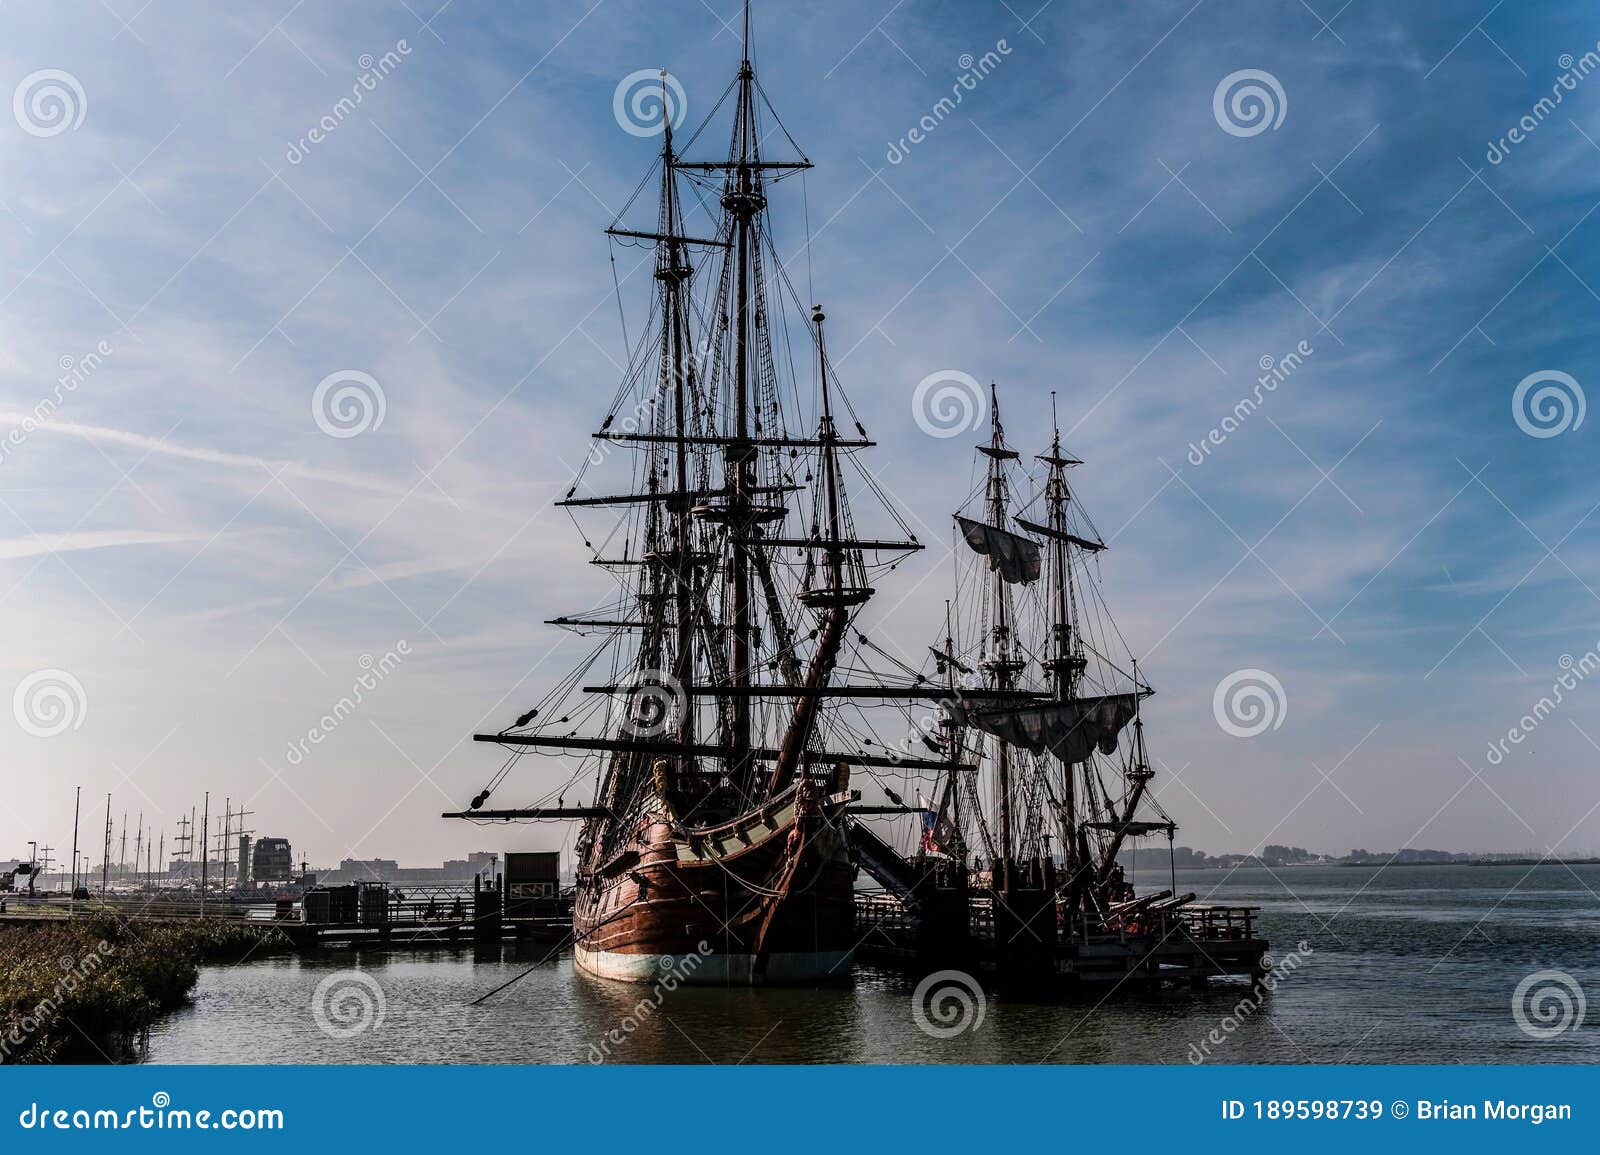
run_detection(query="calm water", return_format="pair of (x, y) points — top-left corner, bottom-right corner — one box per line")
(142, 864), (1600, 1064)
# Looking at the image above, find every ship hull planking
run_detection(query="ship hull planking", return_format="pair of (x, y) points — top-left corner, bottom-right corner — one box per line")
(573, 794), (857, 985)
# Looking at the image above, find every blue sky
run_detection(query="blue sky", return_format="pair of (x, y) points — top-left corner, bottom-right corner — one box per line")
(3, 0), (1599, 870)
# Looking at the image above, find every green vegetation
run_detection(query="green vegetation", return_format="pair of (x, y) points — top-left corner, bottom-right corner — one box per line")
(0, 917), (287, 1064)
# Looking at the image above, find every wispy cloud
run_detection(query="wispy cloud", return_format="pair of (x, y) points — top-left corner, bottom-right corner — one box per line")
(0, 411), (461, 504)
(0, 527), (216, 560)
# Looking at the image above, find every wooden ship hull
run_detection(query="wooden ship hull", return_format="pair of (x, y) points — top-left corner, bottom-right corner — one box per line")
(573, 783), (856, 984)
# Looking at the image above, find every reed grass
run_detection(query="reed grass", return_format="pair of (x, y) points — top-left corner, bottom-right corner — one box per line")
(0, 916), (287, 1063)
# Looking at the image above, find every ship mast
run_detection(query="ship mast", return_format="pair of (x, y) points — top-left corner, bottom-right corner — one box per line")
(660, 99), (696, 764)
(1040, 393), (1088, 913)
(723, 14), (761, 789)
(454, 2), (965, 837)
(594, 86), (705, 778)
(979, 386), (1022, 898)
(815, 308), (845, 599)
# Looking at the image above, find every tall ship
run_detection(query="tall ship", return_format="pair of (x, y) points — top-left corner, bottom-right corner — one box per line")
(907, 390), (1182, 975)
(449, 6), (1266, 988)
(450, 9), (943, 983)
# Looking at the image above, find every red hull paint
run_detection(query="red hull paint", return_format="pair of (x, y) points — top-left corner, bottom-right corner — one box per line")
(573, 800), (856, 983)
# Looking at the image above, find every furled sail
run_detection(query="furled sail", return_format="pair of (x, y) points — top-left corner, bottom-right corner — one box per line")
(1083, 820), (1176, 836)
(1014, 517), (1104, 552)
(946, 693), (1141, 763)
(956, 516), (1041, 584)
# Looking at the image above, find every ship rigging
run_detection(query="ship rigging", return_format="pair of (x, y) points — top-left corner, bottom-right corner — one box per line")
(446, 3), (1265, 989)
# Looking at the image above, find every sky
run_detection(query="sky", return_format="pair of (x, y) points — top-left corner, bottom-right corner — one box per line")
(2, 0), (1599, 873)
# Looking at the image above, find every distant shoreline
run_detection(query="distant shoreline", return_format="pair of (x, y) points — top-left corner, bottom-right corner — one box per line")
(1337, 858), (1600, 868)
(1156, 858), (1600, 870)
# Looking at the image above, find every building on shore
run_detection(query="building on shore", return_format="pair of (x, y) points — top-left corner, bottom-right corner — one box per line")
(251, 838), (293, 882)
(317, 853), (500, 886)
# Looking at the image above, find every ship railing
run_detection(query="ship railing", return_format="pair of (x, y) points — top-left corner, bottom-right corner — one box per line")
(854, 890), (918, 934)
(1064, 906), (1258, 944)
(1174, 904), (1258, 941)
(1004, 904), (1261, 946)
(968, 895), (995, 941)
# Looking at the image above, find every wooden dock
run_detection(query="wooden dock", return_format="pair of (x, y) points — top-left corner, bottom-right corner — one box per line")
(852, 889), (1269, 989)
(0, 888), (573, 953)
(7, 856), (1268, 990)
